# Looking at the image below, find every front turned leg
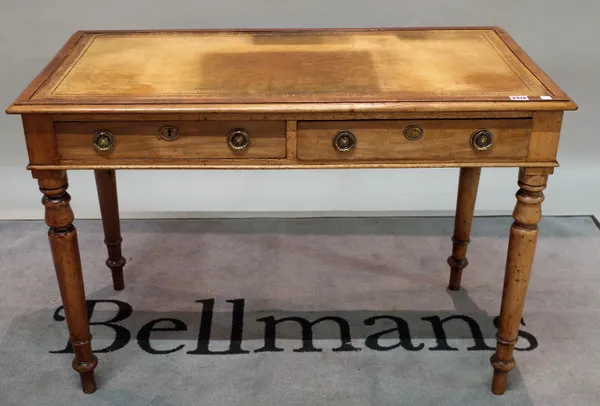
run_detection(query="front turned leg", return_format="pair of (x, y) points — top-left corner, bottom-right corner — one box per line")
(491, 168), (550, 395)
(39, 171), (98, 394)
(448, 167), (481, 290)
(94, 169), (126, 291)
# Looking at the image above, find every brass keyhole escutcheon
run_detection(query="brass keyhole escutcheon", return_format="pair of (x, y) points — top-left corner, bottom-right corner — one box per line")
(227, 129), (251, 151)
(92, 130), (116, 152)
(333, 131), (356, 152)
(159, 126), (180, 141)
(403, 125), (424, 140)
(471, 129), (494, 151)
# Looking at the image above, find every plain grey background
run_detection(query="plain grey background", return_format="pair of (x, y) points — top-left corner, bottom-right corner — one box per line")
(1, 1), (598, 219)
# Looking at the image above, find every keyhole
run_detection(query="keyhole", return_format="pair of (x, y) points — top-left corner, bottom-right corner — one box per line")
(160, 126), (179, 141)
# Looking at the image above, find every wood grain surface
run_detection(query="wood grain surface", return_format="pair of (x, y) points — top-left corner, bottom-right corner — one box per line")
(297, 119), (531, 161)
(55, 121), (286, 162)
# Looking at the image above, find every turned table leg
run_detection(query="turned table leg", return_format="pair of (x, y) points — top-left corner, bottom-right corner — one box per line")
(38, 171), (98, 394)
(491, 168), (549, 395)
(94, 169), (126, 291)
(448, 167), (481, 290)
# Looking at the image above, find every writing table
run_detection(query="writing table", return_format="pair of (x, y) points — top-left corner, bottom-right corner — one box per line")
(6, 27), (577, 395)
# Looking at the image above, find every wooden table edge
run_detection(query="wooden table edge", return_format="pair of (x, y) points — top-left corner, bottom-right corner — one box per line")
(6, 101), (578, 115)
(27, 161), (560, 171)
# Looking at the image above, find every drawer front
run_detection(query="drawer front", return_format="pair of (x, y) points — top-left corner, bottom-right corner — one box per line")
(297, 119), (531, 162)
(55, 121), (286, 162)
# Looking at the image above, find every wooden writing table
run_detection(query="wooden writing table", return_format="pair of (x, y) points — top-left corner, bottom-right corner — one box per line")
(6, 27), (577, 395)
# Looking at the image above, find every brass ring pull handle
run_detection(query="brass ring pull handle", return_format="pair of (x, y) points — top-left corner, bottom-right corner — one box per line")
(333, 131), (356, 152)
(227, 128), (251, 151)
(470, 129), (494, 151)
(403, 125), (424, 140)
(159, 126), (180, 141)
(92, 130), (116, 152)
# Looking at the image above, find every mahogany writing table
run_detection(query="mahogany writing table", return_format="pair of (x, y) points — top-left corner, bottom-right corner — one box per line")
(6, 27), (577, 395)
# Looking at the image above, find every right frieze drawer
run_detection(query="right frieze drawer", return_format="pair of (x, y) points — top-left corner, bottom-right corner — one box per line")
(296, 119), (532, 162)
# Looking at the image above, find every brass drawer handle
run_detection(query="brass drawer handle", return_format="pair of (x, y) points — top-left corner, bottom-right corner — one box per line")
(403, 125), (424, 140)
(92, 130), (116, 152)
(227, 128), (251, 151)
(159, 126), (180, 141)
(333, 131), (356, 152)
(471, 129), (493, 151)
